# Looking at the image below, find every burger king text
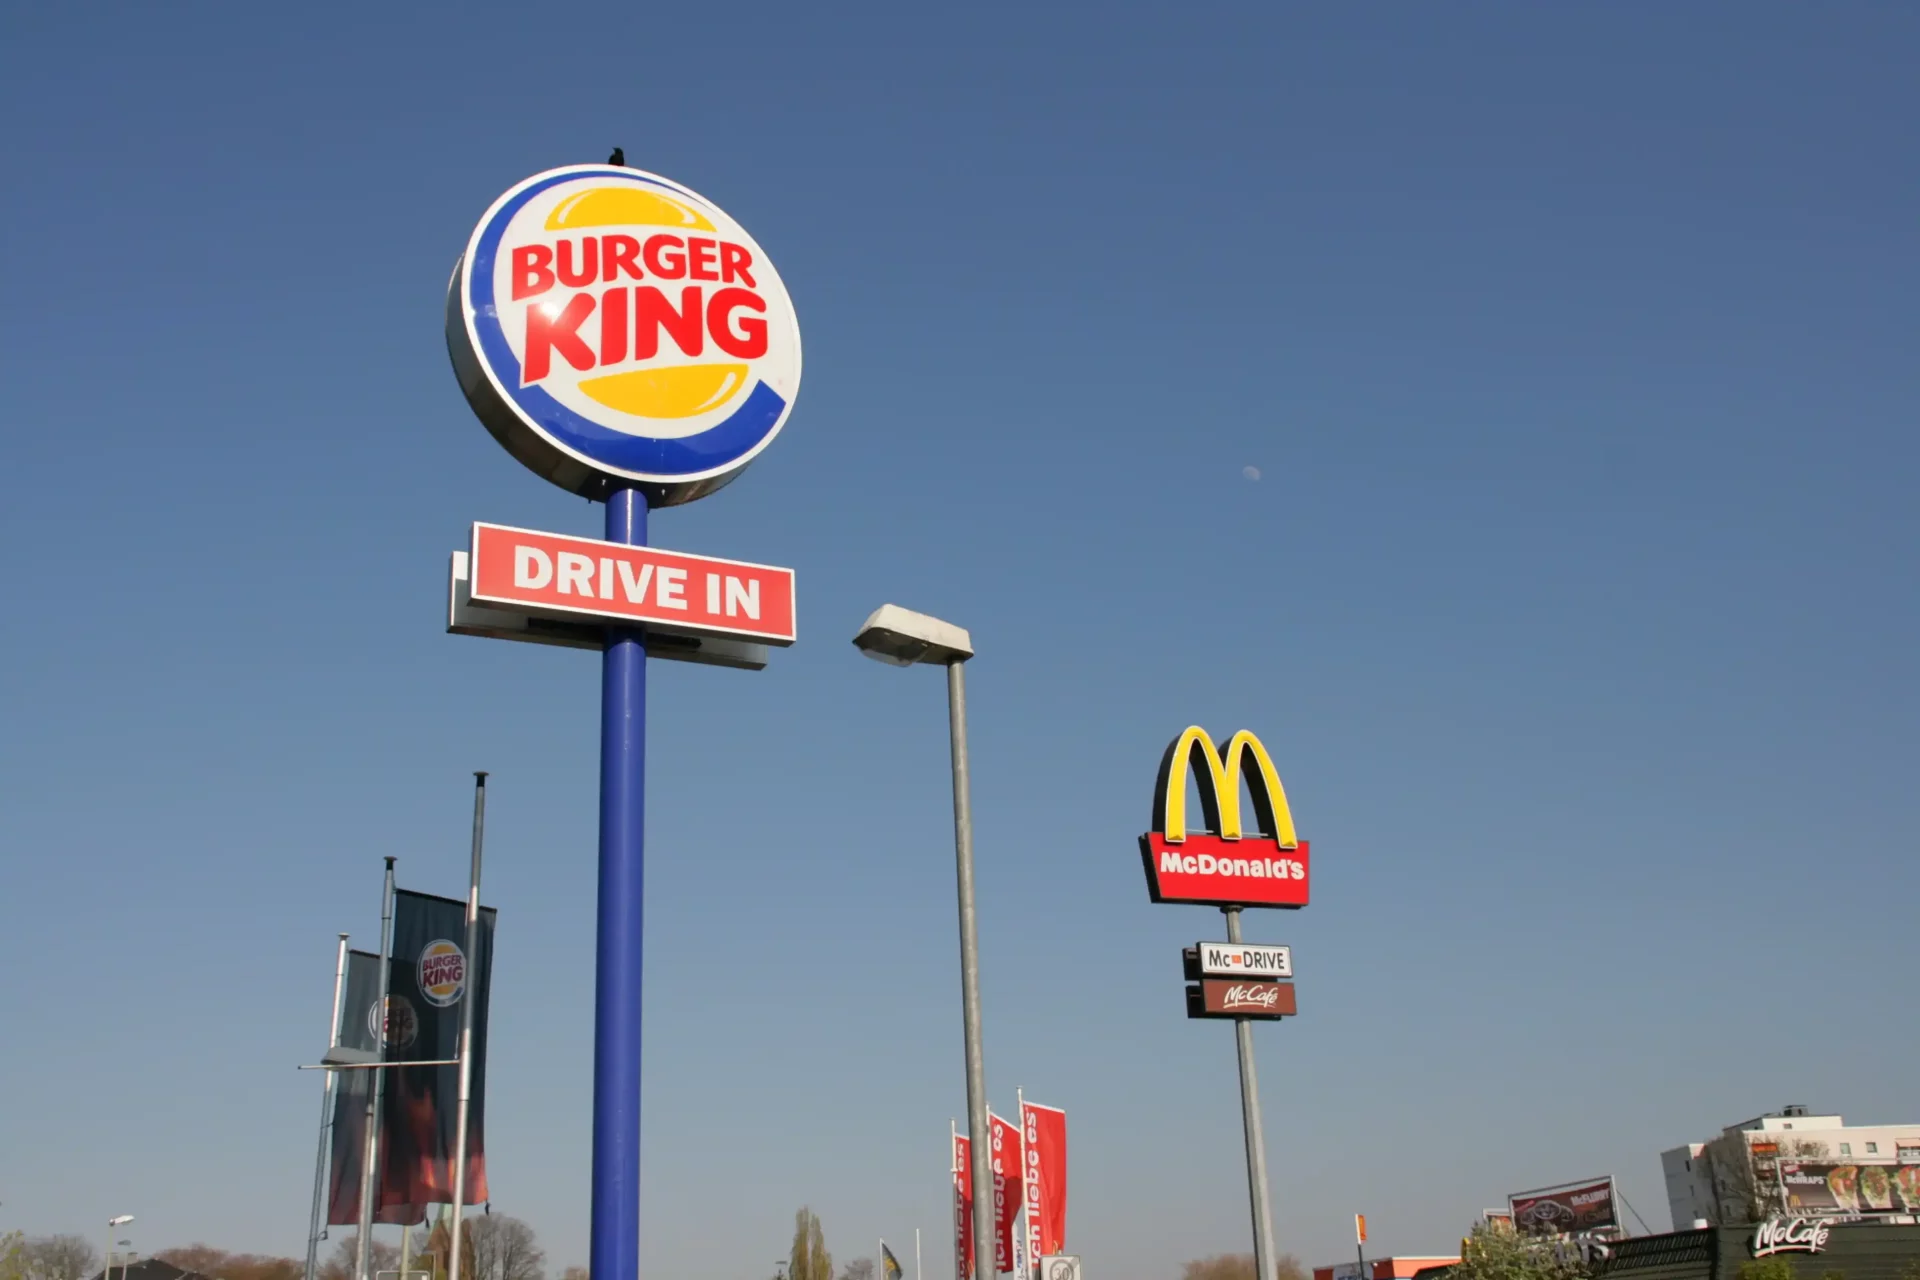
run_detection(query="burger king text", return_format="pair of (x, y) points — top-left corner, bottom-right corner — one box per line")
(510, 234), (769, 383)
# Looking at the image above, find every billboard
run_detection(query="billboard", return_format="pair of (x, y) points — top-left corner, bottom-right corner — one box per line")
(1779, 1163), (1920, 1215)
(376, 890), (497, 1213)
(1509, 1178), (1617, 1236)
(1139, 728), (1310, 909)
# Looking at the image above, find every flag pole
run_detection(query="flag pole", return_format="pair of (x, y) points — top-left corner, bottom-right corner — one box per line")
(305, 933), (350, 1280)
(359, 858), (398, 1280)
(916, 1228), (921, 1280)
(448, 773), (489, 1280)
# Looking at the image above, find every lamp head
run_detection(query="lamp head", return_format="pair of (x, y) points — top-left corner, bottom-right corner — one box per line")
(852, 604), (973, 666)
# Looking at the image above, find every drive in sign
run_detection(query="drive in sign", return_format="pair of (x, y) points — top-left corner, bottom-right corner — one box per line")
(466, 522), (794, 645)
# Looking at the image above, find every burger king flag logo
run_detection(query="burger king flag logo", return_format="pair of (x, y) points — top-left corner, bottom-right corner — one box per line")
(447, 164), (802, 504)
(417, 939), (468, 1008)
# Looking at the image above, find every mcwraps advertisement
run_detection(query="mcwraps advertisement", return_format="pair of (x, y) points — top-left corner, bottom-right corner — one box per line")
(327, 950), (422, 1225)
(1509, 1179), (1617, 1236)
(1780, 1163), (1920, 1215)
(377, 890), (498, 1212)
(990, 1112), (1023, 1274)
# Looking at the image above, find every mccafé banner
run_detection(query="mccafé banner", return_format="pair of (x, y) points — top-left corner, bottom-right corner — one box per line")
(989, 1112), (1023, 1273)
(1509, 1178), (1617, 1236)
(1139, 727), (1310, 909)
(1021, 1101), (1067, 1262)
(1780, 1163), (1920, 1215)
(376, 890), (498, 1212)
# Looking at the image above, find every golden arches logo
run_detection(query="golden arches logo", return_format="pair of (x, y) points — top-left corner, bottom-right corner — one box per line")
(1152, 726), (1298, 846)
(1140, 726), (1310, 909)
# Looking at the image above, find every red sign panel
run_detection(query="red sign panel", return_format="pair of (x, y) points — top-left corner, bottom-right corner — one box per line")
(1187, 979), (1297, 1019)
(1142, 834), (1310, 908)
(467, 522), (795, 644)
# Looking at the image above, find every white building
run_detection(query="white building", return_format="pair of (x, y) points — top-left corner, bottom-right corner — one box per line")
(1661, 1106), (1920, 1230)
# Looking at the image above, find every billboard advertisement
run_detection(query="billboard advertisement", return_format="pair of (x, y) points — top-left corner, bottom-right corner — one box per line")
(1139, 728), (1310, 909)
(376, 890), (497, 1213)
(1779, 1163), (1920, 1215)
(1509, 1179), (1617, 1236)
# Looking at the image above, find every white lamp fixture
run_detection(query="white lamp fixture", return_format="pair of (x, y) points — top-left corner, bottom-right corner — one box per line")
(851, 604), (973, 666)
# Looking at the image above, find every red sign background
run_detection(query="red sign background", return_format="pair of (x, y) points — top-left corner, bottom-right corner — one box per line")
(1141, 834), (1311, 908)
(468, 522), (795, 643)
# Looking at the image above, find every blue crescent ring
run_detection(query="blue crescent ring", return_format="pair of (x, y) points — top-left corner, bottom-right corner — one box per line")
(461, 167), (792, 487)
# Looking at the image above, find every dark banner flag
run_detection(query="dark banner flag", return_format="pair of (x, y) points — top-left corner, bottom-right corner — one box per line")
(326, 951), (422, 1226)
(1509, 1178), (1617, 1237)
(376, 889), (497, 1213)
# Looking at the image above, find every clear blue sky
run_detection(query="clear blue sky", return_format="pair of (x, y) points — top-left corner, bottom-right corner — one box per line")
(2, 4), (1915, 1278)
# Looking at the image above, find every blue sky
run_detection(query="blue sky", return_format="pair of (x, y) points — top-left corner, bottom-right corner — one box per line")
(2, 4), (1916, 1279)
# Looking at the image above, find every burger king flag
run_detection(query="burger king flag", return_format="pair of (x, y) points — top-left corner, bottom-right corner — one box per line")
(326, 950), (424, 1226)
(376, 889), (498, 1214)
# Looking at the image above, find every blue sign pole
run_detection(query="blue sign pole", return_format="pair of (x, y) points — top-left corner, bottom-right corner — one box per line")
(593, 485), (648, 1280)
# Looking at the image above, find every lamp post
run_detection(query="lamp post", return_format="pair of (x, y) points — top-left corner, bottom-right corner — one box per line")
(852, 604), (992, 1280)
(105, 1218), (133, 1280)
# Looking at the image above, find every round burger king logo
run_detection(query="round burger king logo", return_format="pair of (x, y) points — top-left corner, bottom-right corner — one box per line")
(418, 939), (467, 1007)
(447, 164), (802, 503)
(371, 994), (419, 1051)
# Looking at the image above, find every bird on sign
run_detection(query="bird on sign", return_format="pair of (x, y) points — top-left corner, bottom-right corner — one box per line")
(607, 146), (625, 166)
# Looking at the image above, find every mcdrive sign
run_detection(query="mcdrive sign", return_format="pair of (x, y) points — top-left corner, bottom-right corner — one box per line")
(1140, 727), (1310, 908)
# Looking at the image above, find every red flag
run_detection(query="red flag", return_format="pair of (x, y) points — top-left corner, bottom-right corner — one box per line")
(990, 1112), (1024, 1274)
(954, 1130), (975, 1280)
(1021, 1101), (1067, 1257)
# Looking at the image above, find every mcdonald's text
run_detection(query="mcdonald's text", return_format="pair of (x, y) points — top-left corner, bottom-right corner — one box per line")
(1141, 833), (1310, 908)
(466, 522), (795, 645)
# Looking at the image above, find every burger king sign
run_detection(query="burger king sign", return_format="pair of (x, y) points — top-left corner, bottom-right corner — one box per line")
(447, 165), (802, 504)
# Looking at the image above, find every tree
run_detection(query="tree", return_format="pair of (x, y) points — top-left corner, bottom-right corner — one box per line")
(1444, 1224), (1590, 1280)
(154, 1246), (299, 1280)
(840, 1260), (874, 1280)
(3, 1233), (28, 1280)
(318, 1236), (400, 1280)
(1181, 1255), (1306, 1280)
(789, 1210), (830, 1280)
(25, 1238), (101, 1280)
(466, 1217), (544, 1280)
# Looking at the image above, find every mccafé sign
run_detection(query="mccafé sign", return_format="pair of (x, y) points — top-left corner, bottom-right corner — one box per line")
(1751, 1218), (1832, 1258)
(1139, 727), (1310, 908)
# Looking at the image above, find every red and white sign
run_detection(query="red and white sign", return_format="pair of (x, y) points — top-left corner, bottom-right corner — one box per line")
(1022, 1101), (1067, 1262)
(467, 522), (794, 644)
(1141, 833), (1310, 908)
(990, 1111), (1023, 1274)
(954, 1131), (975, 1280)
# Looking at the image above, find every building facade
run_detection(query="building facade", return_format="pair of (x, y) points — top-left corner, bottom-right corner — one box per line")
(1661, 1107), (1920, 1231)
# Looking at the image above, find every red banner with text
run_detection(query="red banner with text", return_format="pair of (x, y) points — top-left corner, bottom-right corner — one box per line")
(1021, 1102), (1067, 1257)
(954, 1132), (974, 1280)
(990, 1112), (1024, 1273)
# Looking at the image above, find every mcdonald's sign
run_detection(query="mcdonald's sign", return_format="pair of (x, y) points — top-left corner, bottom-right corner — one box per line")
(1139, 727), (1310, 908)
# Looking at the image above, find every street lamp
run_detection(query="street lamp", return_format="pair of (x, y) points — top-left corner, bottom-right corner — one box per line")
(852, 604), (991, 1280)
(105, 1217), (133, 1280)
(118, 1241), (133, 1280)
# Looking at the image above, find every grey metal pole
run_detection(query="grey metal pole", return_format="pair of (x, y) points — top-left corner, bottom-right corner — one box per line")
(448, 772), (489, 1280)
(359, 858), (398, 1280)
(945, 660), (996, 1280)
(306, 933), (352, 1280)
(1224, 907), (1277, 1280)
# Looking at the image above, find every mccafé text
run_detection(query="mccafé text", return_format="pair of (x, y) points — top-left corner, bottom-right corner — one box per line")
(511, 234), (769, 382)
